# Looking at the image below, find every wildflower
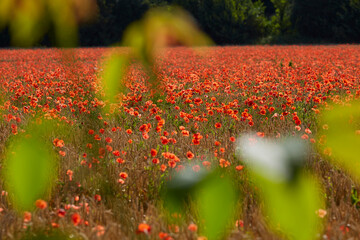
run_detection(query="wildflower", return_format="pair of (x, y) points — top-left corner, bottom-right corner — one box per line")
(23, 211), (31, 222)
(235, 219), (244, 228)
(256, 132), (265, 138)
(186, 151), (194, 160)
(182, 130), (190, 136)
(305, 128), (312, 134)
(119, 172), (128, 179)
(137, 223), (151, 234)
(51, 222), (59, 228)
(219, 158), (230, 168)
(192, 165), (200, 172)
(93, 225), (105, 237)
(35, 199), (47, 209)
(53, 139), (64, 147)
(67, 170), (73, 181)
(215, 122), (222, 128)
(202, 161), (211, 168)
(94, 194), (101, 202)
(116, 158), (125, 164)
(188, 223), (198, 232)
(151, 149), (157, 157)
(71, 213), (81, 226)
(57, 208), (66, 217)
(316, 209), (327, 218)
(236, 165), (244, 171)
(301, 134), (309, 140)
(160, 164), (167, 172)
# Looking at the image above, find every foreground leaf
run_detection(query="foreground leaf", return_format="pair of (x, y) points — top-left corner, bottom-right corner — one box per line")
(5, 122), (56, 211)
(196, 175), (236, 240)
(320, 102), (360, 181)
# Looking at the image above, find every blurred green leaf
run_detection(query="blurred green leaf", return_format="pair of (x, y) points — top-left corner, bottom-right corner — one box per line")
(196, 175), (236, 240)
(321, 102), (360, 181)
(9, 0), (46, 47)
(257, 174), (322, 240)
(163, 167), (236, 240)
(48, 0), (78, 47)
(0, 0), (14, 28)
(121, 7), (213, 95)
(101, 54), (128, 105)
(4, 121), (57, 211)
(163, 167), (207, 216)
(237, 135), (323, 239)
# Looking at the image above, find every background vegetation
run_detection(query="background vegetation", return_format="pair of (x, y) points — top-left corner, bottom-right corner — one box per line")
(0, 0), (360, 47)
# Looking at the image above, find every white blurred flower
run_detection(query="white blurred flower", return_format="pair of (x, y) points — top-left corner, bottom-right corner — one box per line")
(236, 134), (307, 182)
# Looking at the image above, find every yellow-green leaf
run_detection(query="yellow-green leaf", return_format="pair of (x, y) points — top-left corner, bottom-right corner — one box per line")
(101, 54), (128, 104)
(196, 175), (236, 240)
(320, 102), (360, 181)
(4, 122), (56, 211)
(258, 174), (322, 240)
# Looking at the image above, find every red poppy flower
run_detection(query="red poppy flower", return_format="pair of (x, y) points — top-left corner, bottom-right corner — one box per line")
(35, 199), (47, 209)
(71, 213), (81, 226)
(186, 151), (194, 159)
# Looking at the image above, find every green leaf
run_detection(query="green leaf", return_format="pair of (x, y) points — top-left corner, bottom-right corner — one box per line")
(163, 167), (207, 215)
(101, 54), (128, 105)
(196, 175), (236, 240)
(48, 0), (78, 47)
(4, 122), (56, 211)
(0, 0), (14, 27)
(321, 102), (360, 181)
(257, 174), (322, 240)
(121, 7), (213, 95)
(9, 0), (46, 47)
(237, 135), (323, 239)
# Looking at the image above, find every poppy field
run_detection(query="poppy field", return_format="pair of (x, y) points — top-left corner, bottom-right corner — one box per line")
(0, 45), (360, 239)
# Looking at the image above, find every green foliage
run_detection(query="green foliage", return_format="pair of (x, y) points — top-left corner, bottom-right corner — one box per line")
(257, 173), (322, 240)
(320, 102), (360, 181)
(163, 168), (236, 240)
(237, 136), (323, 240)
(196, 175), (236, 240)
(4, 120), (57, 211)
(291, 0), (360, 42)
(270, 0), (293, 35)
(101, 54), (128, 105)
(173, 0), (269, 44)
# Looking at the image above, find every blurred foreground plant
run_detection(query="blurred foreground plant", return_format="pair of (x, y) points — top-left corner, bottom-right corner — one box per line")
(100, 7), (212, 107)
(163, 165), (237, 240)
(319, 101), (360, 182)
(0, 0), (97, 47)
(236, 134), (323, 240)
(4, 118), (58, 212)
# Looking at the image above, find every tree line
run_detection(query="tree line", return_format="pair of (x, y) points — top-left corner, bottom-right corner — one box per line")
(1, 0), (359, 47)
